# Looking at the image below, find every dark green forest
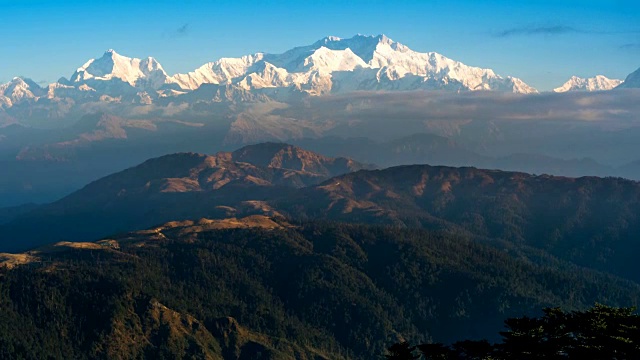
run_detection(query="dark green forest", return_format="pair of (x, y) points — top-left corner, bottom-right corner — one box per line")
(1, 220), (638, 359)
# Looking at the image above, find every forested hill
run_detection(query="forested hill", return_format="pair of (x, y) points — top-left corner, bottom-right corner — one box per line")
(1, 216), (638, 359)
(279, 165), (640, 282)
(4, 148), (640, 286)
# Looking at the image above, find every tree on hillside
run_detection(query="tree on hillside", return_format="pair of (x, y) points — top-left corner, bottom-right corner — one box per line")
(452, 340), (494, 359)
(417, 343), (453, 359)
(385, 341), (419, 360)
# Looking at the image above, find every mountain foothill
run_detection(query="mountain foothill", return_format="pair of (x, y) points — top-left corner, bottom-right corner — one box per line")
(2, 142), (640, 358)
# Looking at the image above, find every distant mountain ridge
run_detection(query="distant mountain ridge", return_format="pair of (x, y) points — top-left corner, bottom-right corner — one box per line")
(56, 142), (371, 195)
(0, 143), (370, 250)
(553, 75), (623, 92)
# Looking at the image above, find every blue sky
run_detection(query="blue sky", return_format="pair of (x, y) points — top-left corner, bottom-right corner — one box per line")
(0, 0), (638, 90)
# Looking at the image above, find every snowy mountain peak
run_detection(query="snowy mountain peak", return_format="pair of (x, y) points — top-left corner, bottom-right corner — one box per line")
(318, 36), (342, 44)
(99, 49), (131, 63)
(310, 34), (399, 63)
(69, 50), (170, 90)
(5, 76), (41, 89)
(554, 75), (623, 92)
(302, 47), (368, 72)
(0, 76), (45, 103)
(373, 34), (393, 45)
(102, 49), (118, 58)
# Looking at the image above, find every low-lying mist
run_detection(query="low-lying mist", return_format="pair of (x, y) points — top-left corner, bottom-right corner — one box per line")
(2, 89), (640, 207)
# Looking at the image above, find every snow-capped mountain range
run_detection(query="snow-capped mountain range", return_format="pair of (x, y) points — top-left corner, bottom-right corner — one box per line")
(166, 35), (537, 94)
(553, 75), (624, 92)
(1, 34), (638, 111)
